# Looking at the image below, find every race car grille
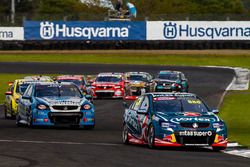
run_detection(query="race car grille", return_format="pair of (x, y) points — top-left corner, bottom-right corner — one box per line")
(97, 86), (113, 89)
(52, 106), (78, 111)
(180, 123), (210, 128)
(96, 92), (114, 98)
(176, 135), (215, 145)
(48, 112), (83, 124)
(157, 82), (172, 86)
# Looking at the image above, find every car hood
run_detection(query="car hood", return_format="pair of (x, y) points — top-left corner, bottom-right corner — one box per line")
(155, 111), (221, 124)
(35, 96), (84, 106)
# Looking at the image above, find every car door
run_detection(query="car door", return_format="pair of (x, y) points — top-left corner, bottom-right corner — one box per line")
(126, 96), (144, 137)
(19, 85), (33, 120)
(136, 96), (150, 140)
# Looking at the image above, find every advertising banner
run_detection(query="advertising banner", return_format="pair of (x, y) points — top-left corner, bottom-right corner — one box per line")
(0, 27), (24, 40)
(24, 21), (146, 40)
(147, 21), (250, 40)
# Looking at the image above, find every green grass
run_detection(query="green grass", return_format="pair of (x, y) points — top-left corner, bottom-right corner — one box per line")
(0, 53), (250, 69)
(220, 88), (250, 147)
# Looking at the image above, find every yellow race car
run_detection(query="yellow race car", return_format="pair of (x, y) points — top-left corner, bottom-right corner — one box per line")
(4, 76), (52, 119)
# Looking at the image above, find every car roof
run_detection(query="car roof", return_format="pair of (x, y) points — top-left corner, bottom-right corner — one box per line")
(33, 82), (73, 86)
(57, 75), (83, 80)
(159, 70), (181, 74)
(125, 72), (150, 76)
(98, 72), (124, 76)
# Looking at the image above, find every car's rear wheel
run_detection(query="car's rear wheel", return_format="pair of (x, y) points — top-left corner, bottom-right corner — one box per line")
(212, 147), (226, 152)
(147, 125), (155, 148)
(16, 113), (22, 127)
(122, 124), (129, 144)
(27, 113), (33, 128)
(4, 105), (8, 119)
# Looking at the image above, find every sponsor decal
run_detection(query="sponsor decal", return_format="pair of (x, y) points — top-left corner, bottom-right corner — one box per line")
(24, 21), (146, 40)
(147, 21), (250, 40)
(40, 21), (129, 40)
(153, 97), (176, 101)
(178, 131), (213, 137)
(170, 117), (215, 123)
(0, 27), (24, 40)
(184, 112), (201, 117)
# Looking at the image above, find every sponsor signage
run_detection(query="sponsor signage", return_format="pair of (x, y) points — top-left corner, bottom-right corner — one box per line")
(24, 21), (146, 40)
(147, 21), (250, 40)
(0, 27), (24, 40)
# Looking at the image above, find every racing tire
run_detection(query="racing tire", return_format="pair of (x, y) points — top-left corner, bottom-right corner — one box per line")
(147, 124), (155, 149)
(4, 105), (9, 119)
(122, 124), (129, 144)
(16, 113), (22, 127)
(84, 125), (95, 130)
(27, 113), (33, 128)
(212, 147), (226, 152)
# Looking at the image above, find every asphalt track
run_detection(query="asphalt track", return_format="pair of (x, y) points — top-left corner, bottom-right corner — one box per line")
(0, 62), (249, 167)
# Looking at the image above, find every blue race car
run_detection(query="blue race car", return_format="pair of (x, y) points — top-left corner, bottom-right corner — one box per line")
(16, 82), (95, 129)
(122, 92), (227, 151)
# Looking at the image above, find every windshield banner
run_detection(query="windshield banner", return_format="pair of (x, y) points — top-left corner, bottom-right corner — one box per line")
(24, 21), (146, 40)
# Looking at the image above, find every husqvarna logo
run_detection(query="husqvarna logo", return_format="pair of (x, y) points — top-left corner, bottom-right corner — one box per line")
(40, 21), (55, 40)
(39, 21), (129, 40)
(163, 22), (177, 39)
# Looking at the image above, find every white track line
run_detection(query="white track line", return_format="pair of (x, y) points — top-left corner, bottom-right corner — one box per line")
(0, 139), (120, 146)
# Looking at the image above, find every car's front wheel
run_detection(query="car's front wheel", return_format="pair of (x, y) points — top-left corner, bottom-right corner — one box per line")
(122, 124), (129, 144)
(16, 113), (22, 127)
(212, 147), (226, 152)
(27, 113), (33, 128)
(147, 124), (155, 148)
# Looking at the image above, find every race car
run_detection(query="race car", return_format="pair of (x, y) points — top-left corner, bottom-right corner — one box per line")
(4, 76), (53, 119)
(124, 72), (155, 100)
(16, 82), (95, 129)
(91, 73), (125, 98)
(122, 92), (227, 151)
(154, 71), (189, 92)
(55, 75), (93, 100)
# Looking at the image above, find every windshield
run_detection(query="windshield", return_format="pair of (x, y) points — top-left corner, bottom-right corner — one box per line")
(153, 97), (209, 113)
(96, 76), (122, 83)
(158, 73), (178, 80)
(16, 83), (29, 94)
(127, 75), (148, 82)
(57, 79), (83, 86)
(35, 84), (82, 98)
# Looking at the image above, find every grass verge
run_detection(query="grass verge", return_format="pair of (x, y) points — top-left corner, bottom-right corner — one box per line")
(0, 53), (250, 69)
(220, 87), (250, 147)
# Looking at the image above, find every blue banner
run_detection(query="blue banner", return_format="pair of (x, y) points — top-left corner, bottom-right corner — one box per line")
(24, 21), (146, 40)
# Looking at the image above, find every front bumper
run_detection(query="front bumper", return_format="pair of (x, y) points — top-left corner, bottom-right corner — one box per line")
(93, 89), (124, 98)
(32, 110), (95, 127)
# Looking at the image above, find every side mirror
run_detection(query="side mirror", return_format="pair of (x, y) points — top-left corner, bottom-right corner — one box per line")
(22, 96), (31, 100)
(5, 91), (12, 95)
(211, 109), (219, 114)
(137, 109), (148, 114)
(123, 102), (129, 109)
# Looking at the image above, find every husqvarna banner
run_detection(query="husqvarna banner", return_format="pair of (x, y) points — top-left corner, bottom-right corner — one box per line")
(0, 27), (24, 40)
(147, 21), (250, 40)
(24, 21), (146, 40)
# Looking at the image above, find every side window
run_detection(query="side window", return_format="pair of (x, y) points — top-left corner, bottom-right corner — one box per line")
(23, 85), (33, 97)
(138, 96), (149, 113)
(131, 96), (144, 111)
(181, 73), (185, 80)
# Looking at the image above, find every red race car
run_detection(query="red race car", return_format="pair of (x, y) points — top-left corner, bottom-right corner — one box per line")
(92, 73), (125, 98)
